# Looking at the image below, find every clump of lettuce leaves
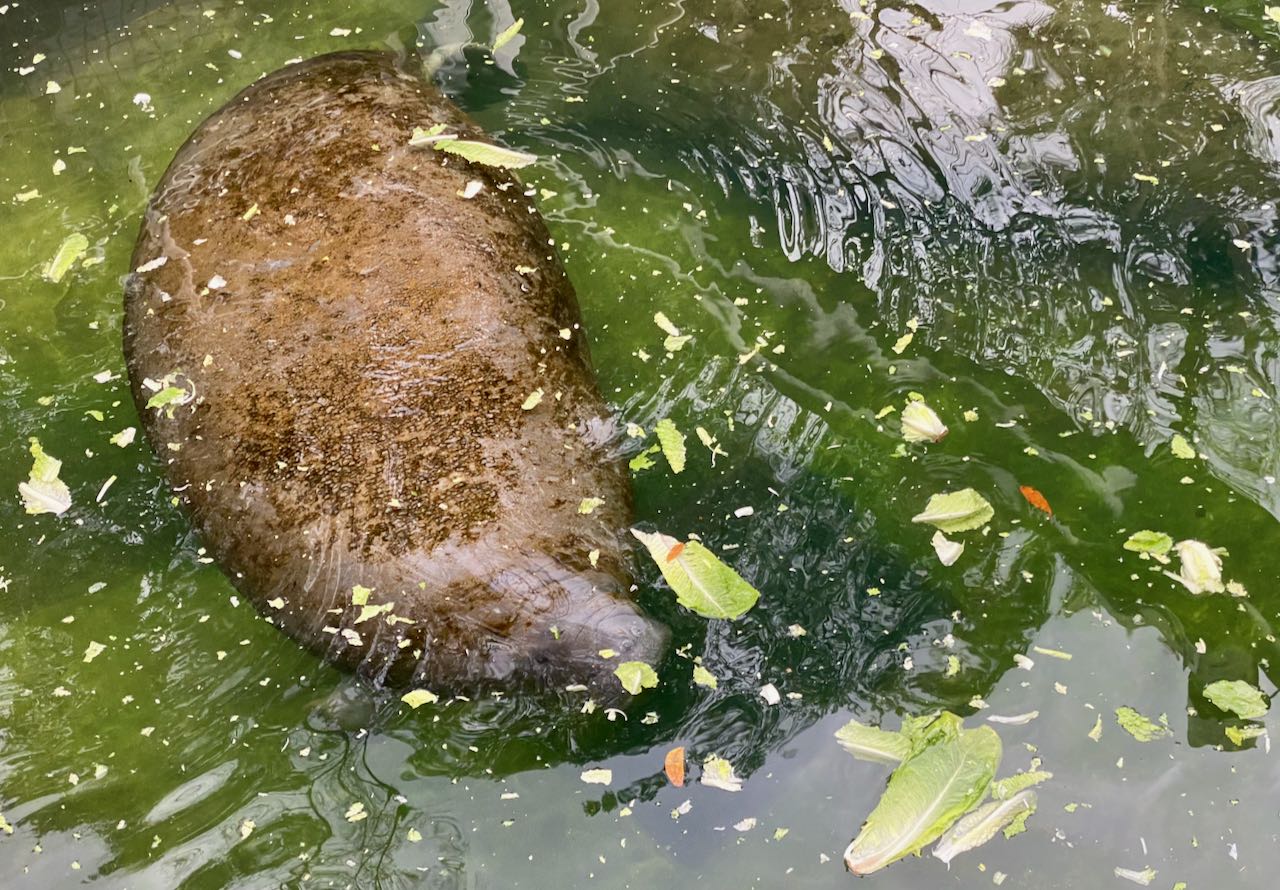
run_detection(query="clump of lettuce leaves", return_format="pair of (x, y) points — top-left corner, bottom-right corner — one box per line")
(837, 712), (1039, 874)
(19, 437), (71, 516)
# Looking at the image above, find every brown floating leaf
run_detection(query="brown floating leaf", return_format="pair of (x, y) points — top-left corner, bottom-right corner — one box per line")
(1019, 485), (1052, 517)
(664, 746), (686, 787)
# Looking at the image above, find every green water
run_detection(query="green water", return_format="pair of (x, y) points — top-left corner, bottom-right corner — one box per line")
(3, 0), (1280, 885)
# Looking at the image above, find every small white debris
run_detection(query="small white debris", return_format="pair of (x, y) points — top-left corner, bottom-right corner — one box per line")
(987, 711), (1039, 726)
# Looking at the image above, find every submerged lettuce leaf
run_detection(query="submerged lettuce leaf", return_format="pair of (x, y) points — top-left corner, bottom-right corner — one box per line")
(843, 725), (1002, 874)
(654, 418), (686, 473)
(43, 233), (89, 283)
(631, 529), (760, 619)
(1167, 539), (1225, 594)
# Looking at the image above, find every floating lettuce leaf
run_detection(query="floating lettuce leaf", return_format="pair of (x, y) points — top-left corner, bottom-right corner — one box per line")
(1225, 724), (1267, 746)
(1114, 866), (1157, 886)
(654, 418), (686, 473)
(1203, 679), (1269, 720)
(692, 664), (718, 689)
(900, 712), (964, 755)
(911, 488), (994, 533)
(1115, 706), (1169, 742)
(901, 401), (948, 443)
(700, 754), (743, 792)
(401, 689), (438, 709)
(580, 768), (612, 785)
(146, 386), (187, 413)
(1169, 434), (1196, 459)
(932, 790), (1036, 865)
(144, 374), (194, 418)
(491, 17), (524, 51)
(19, 437), (71, 515)
(990, 769), (1052, 799)
(520, 388), (544, 410)
(1123, 530), (1173, 559)
(408, 123), (448, 146)
(43, 233), (89, 283)
(629, 444), (660, 471)
(843, 725), (1002, 875)
(435, 139), (537, 169)
(653, 312), (692, 351)
(695, 426), (726, 462)
(835, 720), (913, 764)
(631, 529), (759, 619)
(614, 660), (658, 695)
(1003, 801), (1034, 839)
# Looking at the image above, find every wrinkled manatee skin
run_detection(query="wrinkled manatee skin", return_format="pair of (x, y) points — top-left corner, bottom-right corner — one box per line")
(123, 51), (667, 693)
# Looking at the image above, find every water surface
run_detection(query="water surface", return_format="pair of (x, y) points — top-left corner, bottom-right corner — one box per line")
(2, 0), (1279, 886)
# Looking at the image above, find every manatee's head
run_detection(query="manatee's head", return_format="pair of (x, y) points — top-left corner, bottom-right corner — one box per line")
(480, 562), (670, 697)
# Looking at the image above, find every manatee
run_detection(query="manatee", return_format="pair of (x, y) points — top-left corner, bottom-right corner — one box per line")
(122, 50), (667, 693)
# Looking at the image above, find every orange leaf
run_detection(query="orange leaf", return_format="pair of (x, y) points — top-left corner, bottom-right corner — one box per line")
(664, 746), (686, 787)
(1019, 485), (1052, 516)
(665, 542), (686, 563)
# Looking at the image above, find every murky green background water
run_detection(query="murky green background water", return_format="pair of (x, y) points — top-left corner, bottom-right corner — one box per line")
(3, 0), (1280, 886)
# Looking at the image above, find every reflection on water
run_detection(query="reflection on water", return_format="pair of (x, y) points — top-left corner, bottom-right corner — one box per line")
(2, 0), (1280, 886)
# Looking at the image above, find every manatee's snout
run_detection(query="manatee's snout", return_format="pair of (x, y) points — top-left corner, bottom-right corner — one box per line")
(521, 592), (670, 694)
(592, 606), (670, 666)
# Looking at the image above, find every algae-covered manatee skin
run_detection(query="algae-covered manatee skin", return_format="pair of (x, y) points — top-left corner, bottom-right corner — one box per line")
(123, 51), (667, 692)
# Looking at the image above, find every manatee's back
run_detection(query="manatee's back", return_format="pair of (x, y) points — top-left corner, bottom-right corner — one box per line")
(123, 52), (636, 682)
